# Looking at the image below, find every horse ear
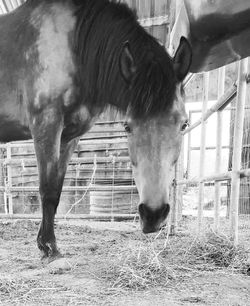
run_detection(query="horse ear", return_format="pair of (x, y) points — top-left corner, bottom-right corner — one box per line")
(173, 37), (192, 81)
(119, 41), (137, 83)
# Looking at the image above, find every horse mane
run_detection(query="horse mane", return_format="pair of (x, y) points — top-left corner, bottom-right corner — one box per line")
(72, 0), (177, 118)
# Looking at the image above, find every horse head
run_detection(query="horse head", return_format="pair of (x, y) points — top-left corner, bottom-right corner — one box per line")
(120, 37), (192, 233)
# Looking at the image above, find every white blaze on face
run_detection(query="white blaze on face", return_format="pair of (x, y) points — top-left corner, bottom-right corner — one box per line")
(31, 4), (76, 108)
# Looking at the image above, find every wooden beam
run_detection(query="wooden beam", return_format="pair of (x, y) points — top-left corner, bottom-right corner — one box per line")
(198, 72), (209, 231)
(214, 67), (225, 232)
(230, 58), (249, 245)
(184, 83), (237, 135)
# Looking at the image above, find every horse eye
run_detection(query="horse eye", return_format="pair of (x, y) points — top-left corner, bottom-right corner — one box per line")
(181, 120), (189, 132)
(124, 122), (131, 133)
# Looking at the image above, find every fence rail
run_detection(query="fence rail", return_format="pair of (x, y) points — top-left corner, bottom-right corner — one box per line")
(173, 58), (250, 245)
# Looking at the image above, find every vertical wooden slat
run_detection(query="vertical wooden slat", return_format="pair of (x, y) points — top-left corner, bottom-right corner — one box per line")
(0, 1), (8, 13)
(6, 144), (13, 215)
(214, 67), (225, 231)
(12, 0), (20, 8)
(177, 138), (185, 219)
(9, 0), (16, 10)
(149, 0), (154, 35)
(171, 165), (178, 234)
(2, 0), (12, 12)
(186, 111), (192, 178)
(131, 0), (137, 10)
(198, 72), (209, 231)
(230, 58), (249, 245)
(172, 136), (185, 234)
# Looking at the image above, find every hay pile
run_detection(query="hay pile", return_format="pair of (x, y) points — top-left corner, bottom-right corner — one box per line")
(106, 242), (176, 290)
(102, 229), (249, 291)
(185, 232), (248, 272)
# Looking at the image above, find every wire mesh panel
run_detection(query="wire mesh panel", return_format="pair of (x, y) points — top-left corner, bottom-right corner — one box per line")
(0, 122), (139, 218)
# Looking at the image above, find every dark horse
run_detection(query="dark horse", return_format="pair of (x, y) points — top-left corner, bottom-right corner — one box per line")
(0, 0), (192, 259)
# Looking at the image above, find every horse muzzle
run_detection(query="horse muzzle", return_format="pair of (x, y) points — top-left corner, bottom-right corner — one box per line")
(138, 203), (170, 234)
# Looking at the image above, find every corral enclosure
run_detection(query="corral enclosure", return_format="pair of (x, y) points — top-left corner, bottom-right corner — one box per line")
(0, 1), (249, 305)
(0, 0), (249, 242)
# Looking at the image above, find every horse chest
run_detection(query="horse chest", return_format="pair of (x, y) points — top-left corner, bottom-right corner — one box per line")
(30, 4), (77, 109)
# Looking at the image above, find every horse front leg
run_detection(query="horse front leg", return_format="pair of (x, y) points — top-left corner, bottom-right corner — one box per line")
(35, 134), (79, 259)
(31, 111), (64, 259)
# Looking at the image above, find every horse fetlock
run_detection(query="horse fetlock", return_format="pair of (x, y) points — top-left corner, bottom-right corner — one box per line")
(37, 235), (60, 259)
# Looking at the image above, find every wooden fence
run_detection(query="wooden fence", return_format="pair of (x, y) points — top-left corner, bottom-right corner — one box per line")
(172, 59), (250, 245)
(0, 121), (139, 219)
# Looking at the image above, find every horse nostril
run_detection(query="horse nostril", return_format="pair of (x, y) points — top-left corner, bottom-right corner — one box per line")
(162, 204), (170, 219)
(138, 203), (145, 218)
(139, 203), (150, 220)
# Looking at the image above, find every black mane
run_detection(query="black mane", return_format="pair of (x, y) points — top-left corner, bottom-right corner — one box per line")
(73, 0), (177, 118)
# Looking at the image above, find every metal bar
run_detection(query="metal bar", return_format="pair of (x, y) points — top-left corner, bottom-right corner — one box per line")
(190, 145), (230, 151)
(0, 213), (137, 221)
(214, 67), (225, 232)
(198, 72), (209, 231)
(176, 167), (250, 186)
(177, 171), (232, 185)
(229, 58), (249, 245)
(0, 185), (138, 192)
(190, 144), (230, 151)
(0, 156), (131, 165)
(184, 83), (237, 135)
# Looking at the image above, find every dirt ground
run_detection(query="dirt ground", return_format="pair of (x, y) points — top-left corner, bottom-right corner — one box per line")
(0, 218), (249, 306)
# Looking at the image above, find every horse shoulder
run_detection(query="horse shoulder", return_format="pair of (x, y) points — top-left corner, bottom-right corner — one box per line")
(29, 3), (77, 110)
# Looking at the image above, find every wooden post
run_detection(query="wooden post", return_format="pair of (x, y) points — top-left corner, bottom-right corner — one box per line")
(171, 138), (185, 234)
(6, 144), (13, 215)
(198, 72), (209, 231)
(149, 0), (155, 35)
(230, 58), (249, 244)
(214, 67), (225, 231)
(171, 165), (178, 235)
(177, 137), (185, 219)
(186, 111), (192, 178)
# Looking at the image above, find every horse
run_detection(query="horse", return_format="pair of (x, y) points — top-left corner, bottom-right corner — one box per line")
(0, 0), (192, 259)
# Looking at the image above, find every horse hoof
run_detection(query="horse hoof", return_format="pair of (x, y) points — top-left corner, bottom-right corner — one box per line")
(47, 258), (72, 274)
(41, 251), (62, 263)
